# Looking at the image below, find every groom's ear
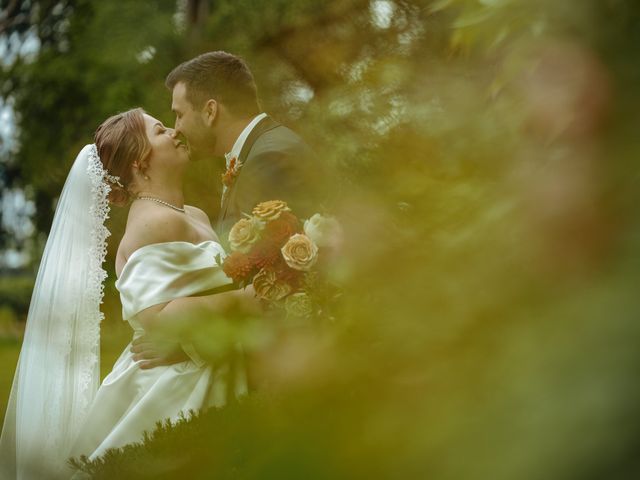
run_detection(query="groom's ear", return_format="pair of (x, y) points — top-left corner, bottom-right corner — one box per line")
(203, 99), (218, 127)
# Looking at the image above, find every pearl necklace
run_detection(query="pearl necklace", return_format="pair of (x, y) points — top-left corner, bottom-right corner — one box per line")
(137, 196), (185, 213)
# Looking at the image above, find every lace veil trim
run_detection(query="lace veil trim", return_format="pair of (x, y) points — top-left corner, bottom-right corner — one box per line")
(78, 144), (112, 410)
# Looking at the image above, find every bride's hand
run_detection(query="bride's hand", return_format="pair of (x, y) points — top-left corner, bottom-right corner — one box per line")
(130, 336), (190, 369)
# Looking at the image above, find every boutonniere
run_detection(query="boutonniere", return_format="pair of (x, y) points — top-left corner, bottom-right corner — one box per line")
(221, 156), (241, 188)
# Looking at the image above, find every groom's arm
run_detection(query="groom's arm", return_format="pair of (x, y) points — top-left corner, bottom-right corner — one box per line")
(130, 337), (191, 369)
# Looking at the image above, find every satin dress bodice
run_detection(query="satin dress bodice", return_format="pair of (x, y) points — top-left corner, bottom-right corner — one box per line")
(70, 241), (246, 462)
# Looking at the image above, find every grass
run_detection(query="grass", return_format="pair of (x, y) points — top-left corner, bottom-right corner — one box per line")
(0, 339), (21, 426)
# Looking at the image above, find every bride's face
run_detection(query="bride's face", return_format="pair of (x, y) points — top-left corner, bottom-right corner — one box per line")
(142, 114), (189, 170)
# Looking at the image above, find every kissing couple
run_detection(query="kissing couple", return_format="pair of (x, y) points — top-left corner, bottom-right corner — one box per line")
(0, 51), (320, 479)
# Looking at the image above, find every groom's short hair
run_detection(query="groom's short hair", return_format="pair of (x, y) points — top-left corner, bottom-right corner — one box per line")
(165, 51), (260, 118)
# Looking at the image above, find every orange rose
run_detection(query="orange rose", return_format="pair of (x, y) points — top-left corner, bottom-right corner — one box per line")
(264, 211), (300, 245)
(249, 239), (281, 270)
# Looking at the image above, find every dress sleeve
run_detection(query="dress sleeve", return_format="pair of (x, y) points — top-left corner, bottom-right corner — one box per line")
(115, 241), (232, 320)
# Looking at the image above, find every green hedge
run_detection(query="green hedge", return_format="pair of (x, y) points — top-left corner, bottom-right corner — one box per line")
(0, 275), (34, 319)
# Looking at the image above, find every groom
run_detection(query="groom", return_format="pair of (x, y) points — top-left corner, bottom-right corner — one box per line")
(131, 51), (320, 369)
(167, 50), (319, 239)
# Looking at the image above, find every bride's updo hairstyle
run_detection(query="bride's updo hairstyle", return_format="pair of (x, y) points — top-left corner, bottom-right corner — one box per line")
(94, 107), (151, 206)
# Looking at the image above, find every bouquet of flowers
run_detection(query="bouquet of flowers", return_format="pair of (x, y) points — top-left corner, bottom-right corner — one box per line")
(221, 200), (342, 319)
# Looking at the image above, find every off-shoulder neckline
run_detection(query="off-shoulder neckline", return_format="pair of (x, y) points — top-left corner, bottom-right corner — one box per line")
(117, 240), (223, 279)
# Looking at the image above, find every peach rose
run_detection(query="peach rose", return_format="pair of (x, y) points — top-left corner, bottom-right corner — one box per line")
(252, 200), (291, 221)
(281, 233), (318, 271)
(229, 217), (264, 253)
(253, 268), (292, 301)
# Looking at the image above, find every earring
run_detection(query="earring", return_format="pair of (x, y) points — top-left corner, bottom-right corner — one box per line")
(133, 162), (149, 181)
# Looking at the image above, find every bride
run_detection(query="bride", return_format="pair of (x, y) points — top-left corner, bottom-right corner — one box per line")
(0, 108), (250, 479)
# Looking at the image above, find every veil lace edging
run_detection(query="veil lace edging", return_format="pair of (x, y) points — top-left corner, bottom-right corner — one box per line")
(78, 144), (112, 409)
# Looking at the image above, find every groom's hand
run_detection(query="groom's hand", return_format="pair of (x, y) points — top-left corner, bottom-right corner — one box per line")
(131, 335), (190, 369)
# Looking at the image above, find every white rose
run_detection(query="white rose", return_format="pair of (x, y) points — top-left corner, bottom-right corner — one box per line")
(303, 214), (343, 248)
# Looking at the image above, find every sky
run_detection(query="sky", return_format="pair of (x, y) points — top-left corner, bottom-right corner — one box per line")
(1, 29), (40, 269)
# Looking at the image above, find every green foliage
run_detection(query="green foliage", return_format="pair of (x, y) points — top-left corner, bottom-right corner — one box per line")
(0, 275), (34, 317)
(0, 339), (20, 425)
(2, 0), (183, 232)
(70, 392), (363, 480)
(3, 0), (640, 478)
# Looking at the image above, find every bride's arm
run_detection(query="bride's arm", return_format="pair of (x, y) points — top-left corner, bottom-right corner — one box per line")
(131, 287), (258, 369)
(136, 286), (258, 332)
(123, 205), (259, 367)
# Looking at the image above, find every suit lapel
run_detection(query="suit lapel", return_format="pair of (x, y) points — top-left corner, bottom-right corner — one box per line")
(218, 115), (280, 225)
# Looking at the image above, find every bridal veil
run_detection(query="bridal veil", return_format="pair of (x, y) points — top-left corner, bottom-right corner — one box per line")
(0, 144), (111, 479)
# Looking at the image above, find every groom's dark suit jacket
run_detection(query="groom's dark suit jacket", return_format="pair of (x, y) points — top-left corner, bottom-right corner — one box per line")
(216, 115), (321, 241)
(215, 116), (321, 392)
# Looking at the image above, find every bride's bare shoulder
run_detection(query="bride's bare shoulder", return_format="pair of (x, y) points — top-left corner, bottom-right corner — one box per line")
(119, 203), (193, 258)
(184, 205), (212, 226)
(184, 205), (220, 241)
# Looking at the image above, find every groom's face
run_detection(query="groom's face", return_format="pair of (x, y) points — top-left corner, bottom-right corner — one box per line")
(171, 82), (214, 159)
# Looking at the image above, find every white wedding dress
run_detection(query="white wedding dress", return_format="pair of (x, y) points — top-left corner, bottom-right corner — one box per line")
(70, 240), (247, 462)
(1, 146), (249, 479)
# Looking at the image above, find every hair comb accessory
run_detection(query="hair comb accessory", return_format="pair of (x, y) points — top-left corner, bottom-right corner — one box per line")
(87, 144), (125, 188)
(104, 173), (124, 188)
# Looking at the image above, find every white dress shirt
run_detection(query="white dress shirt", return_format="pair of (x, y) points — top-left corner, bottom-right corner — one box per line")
(224, 112), (268, 169)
